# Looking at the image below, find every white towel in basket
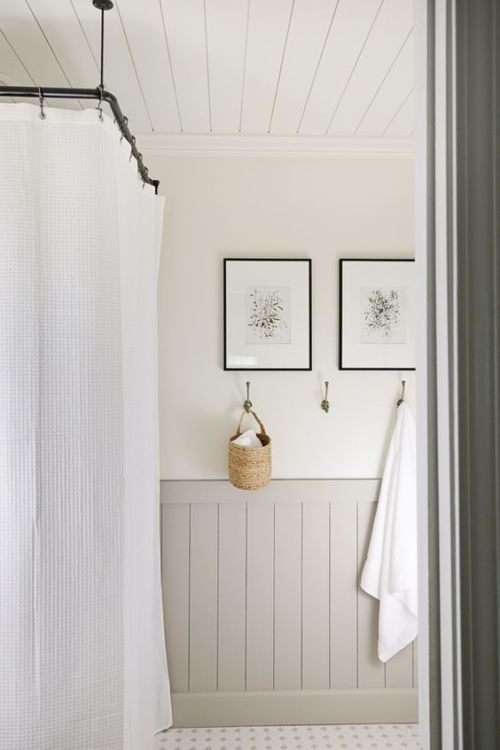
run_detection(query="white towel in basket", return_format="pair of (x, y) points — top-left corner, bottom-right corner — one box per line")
(231, 429), (262, 448)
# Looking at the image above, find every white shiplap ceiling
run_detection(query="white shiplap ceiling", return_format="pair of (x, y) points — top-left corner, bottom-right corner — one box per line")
(0, 0), (414, 154)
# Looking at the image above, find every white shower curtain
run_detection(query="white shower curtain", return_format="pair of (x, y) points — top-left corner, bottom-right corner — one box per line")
(0, 104), (171, 750)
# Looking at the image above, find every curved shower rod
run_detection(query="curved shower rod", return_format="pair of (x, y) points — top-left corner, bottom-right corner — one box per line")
(0, 3), (159, 193)
(0, 85), (160, 194)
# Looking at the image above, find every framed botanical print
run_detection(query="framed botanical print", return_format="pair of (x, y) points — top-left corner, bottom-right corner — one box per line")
(224, 258), (312, 371)
(339, 258), (416, 370)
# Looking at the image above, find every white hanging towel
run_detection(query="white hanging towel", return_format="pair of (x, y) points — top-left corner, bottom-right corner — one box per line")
(360, 402), (418, 662)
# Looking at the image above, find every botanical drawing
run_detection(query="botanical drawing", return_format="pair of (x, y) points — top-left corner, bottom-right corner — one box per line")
(364, 288), (401, 336)
(361, 286), (406, 344)
(245, 286), (291, 344)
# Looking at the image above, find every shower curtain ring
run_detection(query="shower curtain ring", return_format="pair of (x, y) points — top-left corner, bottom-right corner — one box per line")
(120, 116), (128, 143)
(96, 86), (104, 122)
(38, 87), (46, 120)
(129, 135), (136, 162)
(114, 119), (124, 142)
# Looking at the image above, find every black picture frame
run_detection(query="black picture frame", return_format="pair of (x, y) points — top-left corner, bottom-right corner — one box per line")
(339, 258), (416, 371)
(224, 258), (312, 371)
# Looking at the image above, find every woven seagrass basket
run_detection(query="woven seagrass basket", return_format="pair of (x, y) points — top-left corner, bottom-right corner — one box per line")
(228, 410), (271, 490)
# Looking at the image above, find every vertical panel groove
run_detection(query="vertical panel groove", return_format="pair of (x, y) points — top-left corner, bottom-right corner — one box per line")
(160, 505), (164, 582)
(357, 502), (385, 688)
(328, 501), (332, 690)
(162, 504), (190, 692)
(246, 503), (274, 690)
(163, 483), (415, 706)
(189, 504), (219, 691)
(412, 642), (415, 687)
(216, 502), (220, 691)
(300, 501), (304, 690)
(272, 501), (276, 691)
(356, 500), (359, 689)
(188, 502), (192, 692)
(244, 501), (248, 691)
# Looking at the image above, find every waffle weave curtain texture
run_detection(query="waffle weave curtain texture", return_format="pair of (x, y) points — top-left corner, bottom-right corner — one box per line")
(0, 104), (171, 750)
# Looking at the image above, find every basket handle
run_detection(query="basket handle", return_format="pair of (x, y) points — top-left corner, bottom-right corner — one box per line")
(235, 409), (267, 437)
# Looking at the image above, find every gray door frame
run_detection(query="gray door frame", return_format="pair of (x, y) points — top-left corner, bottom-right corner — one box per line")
(417, 0), (500, 747)
(454, 0), (500, 746)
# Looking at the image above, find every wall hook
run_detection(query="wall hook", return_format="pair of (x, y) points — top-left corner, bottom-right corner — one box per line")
(321, 381), (330, 413)
(397, 380), (406, 407)
(243, 381), (253, 413)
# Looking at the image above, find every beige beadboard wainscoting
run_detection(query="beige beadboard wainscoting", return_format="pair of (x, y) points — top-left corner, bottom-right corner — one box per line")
(160, 479), (417, 727)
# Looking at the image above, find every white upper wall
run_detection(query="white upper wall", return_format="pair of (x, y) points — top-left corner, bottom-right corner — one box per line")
(155, 154), (415, 480)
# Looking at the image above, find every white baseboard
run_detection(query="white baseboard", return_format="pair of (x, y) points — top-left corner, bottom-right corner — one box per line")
(171, 689), (418, 727)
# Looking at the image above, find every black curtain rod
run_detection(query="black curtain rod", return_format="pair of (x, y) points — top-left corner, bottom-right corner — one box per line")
(0, 85), (159, 194)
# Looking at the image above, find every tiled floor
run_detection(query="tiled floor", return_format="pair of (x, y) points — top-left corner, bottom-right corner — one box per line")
(155, 724), (419, 749)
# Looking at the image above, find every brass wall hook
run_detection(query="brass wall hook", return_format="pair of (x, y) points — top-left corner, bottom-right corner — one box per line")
(321, 381), (330, 413)
(397, 380), (406, 407)
(243, 381), (253, 413)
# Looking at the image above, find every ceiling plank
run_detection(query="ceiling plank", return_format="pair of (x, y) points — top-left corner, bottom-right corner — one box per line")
(205, 0), (248, 133)
(159, 0), (210, 133)
(22, 0), (101, 111)
(355, 32), (414, 135)
(328, 0), (413, 135)
(0, 0), (80, 108)
(115, 0), (180, 132)
(240, 0), (293, 134)
(0, 36), (34, 106)
(71, 0), (151, 130)
(269, 0), (337, 135)
(0, 27), (36, 86)
(298, 0), (382, 135)
(384, 89), (414, 136)
(25, 0), (98, 87)
(0, 0), (415, 144)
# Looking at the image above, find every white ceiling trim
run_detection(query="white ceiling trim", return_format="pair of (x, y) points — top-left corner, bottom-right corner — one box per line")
(138, 132), (414, 157)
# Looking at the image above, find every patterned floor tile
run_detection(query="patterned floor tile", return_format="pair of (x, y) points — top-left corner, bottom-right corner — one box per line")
(155, 724), (419, 749)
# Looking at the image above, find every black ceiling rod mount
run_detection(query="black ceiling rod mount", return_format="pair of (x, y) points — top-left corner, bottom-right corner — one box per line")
(92, 0), (113, 89)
